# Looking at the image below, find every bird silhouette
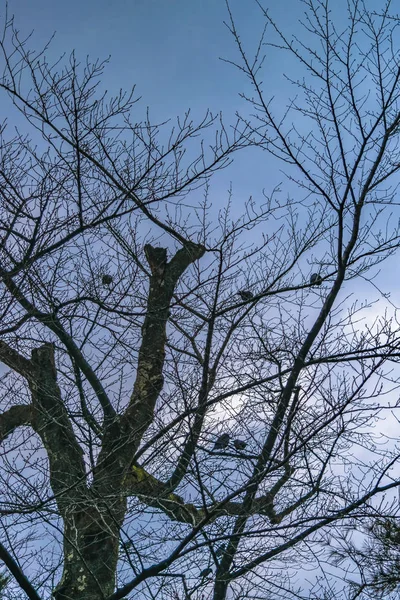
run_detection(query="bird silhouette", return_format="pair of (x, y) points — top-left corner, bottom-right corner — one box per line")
(310, 273), (322, 286)
(233, 439), (247, 451)
(237, 290), (253, 301)
(200, 567), (213, 578)
(102, 274), (113, 285)
(213, 433), (230, 450)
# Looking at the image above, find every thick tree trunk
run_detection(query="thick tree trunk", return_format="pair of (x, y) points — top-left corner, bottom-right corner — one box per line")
(27, 344), (124, 600)
(53, 498), (126, 600)
(27, 244), (206, 599)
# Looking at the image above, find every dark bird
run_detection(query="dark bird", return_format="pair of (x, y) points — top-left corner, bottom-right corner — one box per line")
(213, 433), (230, 451)
(216, 545), (225, 556)
(310, 273), (322, 286)
(102, 274), (113, 285)
(237, 290), (254, 301)
(233, 439), (247, 451)
(200, 567), (213, 578)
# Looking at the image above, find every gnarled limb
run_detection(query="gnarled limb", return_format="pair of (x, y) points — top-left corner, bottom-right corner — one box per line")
(0, 268), (115, 422)
(122, 462), (305, 527)
(29, 343), (86, 504)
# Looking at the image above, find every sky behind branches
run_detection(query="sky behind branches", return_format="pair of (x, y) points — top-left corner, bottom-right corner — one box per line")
(1, 1), (400, 596)
(3, 0), (400, 465)
(1, 0), (386, 218)
(3, 0), (399, 446)
(3, 0), (315, 200)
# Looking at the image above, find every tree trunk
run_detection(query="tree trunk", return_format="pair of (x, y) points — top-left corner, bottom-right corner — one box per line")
(53, 498), (126, 600)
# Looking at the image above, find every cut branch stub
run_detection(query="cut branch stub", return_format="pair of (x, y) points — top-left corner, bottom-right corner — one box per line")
(144, 244), (167, 276)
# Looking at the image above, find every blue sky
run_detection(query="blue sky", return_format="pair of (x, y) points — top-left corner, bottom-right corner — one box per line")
(3, 0), (383, 206)
(4, 0), (395, 300)
(4, 0), (399, 421)
(6, 0), (300, 113)
(3, 0), (314, 202)
(2, 1), (400, 597)
(4, 0), (398, 406)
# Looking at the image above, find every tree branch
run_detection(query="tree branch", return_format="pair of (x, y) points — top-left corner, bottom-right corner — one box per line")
(0, 403), (33, 442)
(0, 541), (42, 600)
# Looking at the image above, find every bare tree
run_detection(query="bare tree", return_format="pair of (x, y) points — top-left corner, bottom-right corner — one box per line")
(1, 1), (400, 599)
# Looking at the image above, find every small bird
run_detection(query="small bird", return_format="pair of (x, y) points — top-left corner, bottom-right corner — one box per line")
(237, 290), (254, 301)
(310, 273), (322, 286)
(216, 545), (225, 556)
(213, 433), (230, 451)
(233, 439), (247, 451)
(200, 567), (213, 578)
(102, 274), (113, 285)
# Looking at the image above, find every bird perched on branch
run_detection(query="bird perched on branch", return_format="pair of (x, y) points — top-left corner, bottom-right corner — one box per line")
(102, 274), (113, 286)
(310, 273), (322, 286)
(233, 439), (247, 451)
(237, 290), (254, 301)
(213, 433), (230, 450)
(200, 568), (213, 578)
